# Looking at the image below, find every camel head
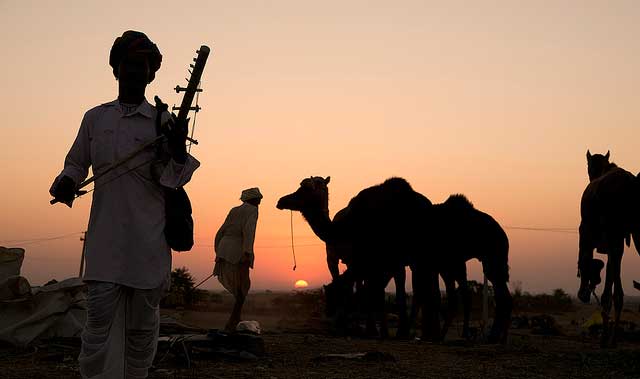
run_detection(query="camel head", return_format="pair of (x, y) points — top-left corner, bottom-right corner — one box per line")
(578, 258), (605, 304)
(586, 149), (611, 181)
(276, 176), (331, 213)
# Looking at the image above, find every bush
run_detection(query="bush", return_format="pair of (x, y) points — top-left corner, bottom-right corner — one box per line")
(513, 288), (574, 312)
(161, 267), (207, 308)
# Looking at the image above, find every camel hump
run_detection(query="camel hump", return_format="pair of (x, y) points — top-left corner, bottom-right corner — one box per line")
(444, 194), (474, 209)
(382, 177), (413, 192)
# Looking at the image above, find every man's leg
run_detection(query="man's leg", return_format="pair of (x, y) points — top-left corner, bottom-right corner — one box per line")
(225, 262), (250, 332)
(79, 282), (126, 379)
(125, 279), (168, 378)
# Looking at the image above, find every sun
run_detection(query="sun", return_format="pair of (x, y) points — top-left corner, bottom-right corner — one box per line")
(294, 279), (309, 289)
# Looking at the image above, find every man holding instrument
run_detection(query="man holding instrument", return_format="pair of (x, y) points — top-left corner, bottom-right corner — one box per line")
(49, 31), (200, 378)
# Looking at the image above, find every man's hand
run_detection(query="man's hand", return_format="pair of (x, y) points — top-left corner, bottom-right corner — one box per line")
(163, 115), (188, 164)
(51, 176), (77, 208)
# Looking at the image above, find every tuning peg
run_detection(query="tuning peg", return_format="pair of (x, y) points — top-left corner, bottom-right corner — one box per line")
(190, 64), (195, 68)
(188, 69), (193, 75)
(193, 58), (197, 62)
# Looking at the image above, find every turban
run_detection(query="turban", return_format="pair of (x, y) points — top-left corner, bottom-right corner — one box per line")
(109, 30), (162, 82)
(240, 188), (263, 202)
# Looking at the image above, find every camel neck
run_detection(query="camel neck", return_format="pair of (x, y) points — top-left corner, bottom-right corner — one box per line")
(301, 207), (332, 243)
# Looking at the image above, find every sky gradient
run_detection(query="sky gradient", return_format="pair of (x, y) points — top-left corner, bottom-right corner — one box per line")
(1, 1), (639, 294)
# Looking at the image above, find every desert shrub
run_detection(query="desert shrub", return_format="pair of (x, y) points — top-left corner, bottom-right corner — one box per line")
(161, 267), (207, 308)
(513, 288), (574, 313)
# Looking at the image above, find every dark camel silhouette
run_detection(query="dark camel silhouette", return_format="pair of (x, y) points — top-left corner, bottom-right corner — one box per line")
(424, 194), (511, 342)
(578, 150), (640, 347)
(325, 206), (409, 337)
(276, 176), (434, 338)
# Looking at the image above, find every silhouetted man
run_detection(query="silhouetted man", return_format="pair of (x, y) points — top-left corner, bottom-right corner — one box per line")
(213, 188), (262, 332)
(50, 30), (199, 378)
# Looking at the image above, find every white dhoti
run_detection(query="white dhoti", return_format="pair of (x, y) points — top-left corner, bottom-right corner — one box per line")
(79, 280), (168, 379)
(213, 258), (251, 299)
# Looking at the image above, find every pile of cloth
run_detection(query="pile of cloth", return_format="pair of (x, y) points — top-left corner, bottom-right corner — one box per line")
(0, 247), (87, 347)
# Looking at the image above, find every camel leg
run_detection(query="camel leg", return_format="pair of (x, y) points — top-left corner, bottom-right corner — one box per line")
(408, 265), (420, 333)
(371, 274), (392, 339)
(610, 251), (624, 348)
(362, 281), (378, 337)
(457, 264), (471, 340)
(487, 278), (512, 344)
(394, 267), (410, 338)
(379, 290), (389, 339)
(440, 272), (457, 341)
(362, 276), (390, 339)
(600, 253), (616, 348)
(419, 269), (441, 342)
(373, 283), (389, 339)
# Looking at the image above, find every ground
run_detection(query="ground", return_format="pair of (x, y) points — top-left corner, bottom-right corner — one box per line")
(1, 291), (640, 378)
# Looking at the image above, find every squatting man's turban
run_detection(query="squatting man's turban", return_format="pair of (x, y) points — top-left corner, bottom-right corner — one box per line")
(241, 188), (263, 202)
(109, 30), (162, 82)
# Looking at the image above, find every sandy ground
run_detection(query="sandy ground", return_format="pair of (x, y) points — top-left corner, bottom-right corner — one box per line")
(1, 291), (640, 379)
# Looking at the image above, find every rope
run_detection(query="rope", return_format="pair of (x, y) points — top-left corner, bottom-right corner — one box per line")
(291, 210), (297, 271)
(0, 231), (83, 246)
(194, 273), (214, 289)
(504, 226), (577, 234)
(80, 157), (157, 197)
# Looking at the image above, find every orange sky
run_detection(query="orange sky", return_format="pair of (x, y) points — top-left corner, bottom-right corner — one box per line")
(1, 1), (639, 294)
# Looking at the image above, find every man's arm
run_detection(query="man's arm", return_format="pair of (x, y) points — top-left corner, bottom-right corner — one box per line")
(49, 112), (92, 206)
(214, 213), (231, 252)
(241, 209), (259, 257)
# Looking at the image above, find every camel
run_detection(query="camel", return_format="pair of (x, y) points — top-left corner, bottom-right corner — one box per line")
(578, 150), (640, 347)
(276, 176), (433, 338)
(277, 177), (513, 342)
(425, 194), (511, 342)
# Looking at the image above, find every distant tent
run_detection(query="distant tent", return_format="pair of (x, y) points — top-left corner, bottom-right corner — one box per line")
(0, 246), (87, 347)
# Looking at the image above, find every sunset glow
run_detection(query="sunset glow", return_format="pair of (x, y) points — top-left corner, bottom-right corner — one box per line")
(1, 2), (639, 295)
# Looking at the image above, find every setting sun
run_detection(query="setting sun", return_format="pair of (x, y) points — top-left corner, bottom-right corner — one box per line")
(294, 280), (309, 289)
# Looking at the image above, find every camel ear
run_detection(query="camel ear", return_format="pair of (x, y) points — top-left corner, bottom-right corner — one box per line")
(586, 150), (591, 160)
(605, 150), (610, 160)
(324, 176), (331, 185)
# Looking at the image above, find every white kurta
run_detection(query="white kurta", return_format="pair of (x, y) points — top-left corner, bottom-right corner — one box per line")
(214, 202), (258, 268)
(50, 99), (200, 289)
